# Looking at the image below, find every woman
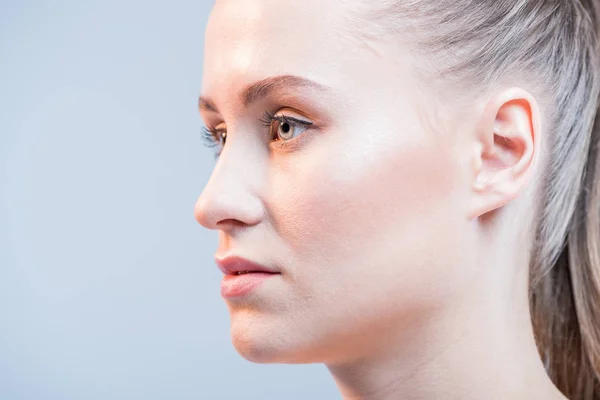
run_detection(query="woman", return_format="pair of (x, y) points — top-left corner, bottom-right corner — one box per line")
(194, 1), (600, 399)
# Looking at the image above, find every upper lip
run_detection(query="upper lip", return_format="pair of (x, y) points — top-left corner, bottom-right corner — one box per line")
(215, 255), (280, 275)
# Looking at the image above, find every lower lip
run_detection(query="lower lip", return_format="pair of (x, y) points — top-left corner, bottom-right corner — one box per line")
(221, 272), (279, 298)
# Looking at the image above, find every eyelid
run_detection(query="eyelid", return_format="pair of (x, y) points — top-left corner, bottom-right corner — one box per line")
(263, 110), (317, 152)
(200, 109), (318, 158)
(259, 109), (313, 128)
(268, 127), (314, 152)
(275, 114), (312, 126)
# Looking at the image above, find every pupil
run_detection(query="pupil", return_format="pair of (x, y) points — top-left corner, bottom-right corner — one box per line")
(281, 123), (290, 133)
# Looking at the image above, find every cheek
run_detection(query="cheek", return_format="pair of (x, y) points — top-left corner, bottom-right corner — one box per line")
(268, 123), (467, 310)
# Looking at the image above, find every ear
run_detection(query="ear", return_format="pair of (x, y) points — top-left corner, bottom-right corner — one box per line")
(468, 87), (541, 220)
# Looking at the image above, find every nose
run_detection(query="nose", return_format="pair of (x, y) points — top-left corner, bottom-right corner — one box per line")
(194, 147), (264, 231)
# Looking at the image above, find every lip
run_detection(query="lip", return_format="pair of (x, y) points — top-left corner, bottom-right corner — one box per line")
(221, 272), (278, 298)
(214, 255), (279, 275)
(215, 255), (281, 298)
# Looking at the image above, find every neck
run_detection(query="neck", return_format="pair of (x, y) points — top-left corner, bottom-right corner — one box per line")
(325, 256), (567, 400)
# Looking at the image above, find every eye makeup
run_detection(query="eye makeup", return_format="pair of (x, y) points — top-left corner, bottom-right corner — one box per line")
(200, 109), (316, 158)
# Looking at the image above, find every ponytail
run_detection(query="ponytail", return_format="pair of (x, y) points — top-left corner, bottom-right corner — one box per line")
(531, 61), (600, 400)
(568, 105), (600, 400)
(567, 105), (600, 397)
(529, 3), (600, 399)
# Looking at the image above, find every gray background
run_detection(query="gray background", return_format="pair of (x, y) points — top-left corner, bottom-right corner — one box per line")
(0, 1), (339, 398)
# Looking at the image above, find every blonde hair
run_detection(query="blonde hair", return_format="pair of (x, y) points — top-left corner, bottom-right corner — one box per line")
(352, 1), (600, 398)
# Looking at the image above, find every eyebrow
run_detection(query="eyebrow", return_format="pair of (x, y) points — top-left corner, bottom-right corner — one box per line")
(198, 74), (331, 113)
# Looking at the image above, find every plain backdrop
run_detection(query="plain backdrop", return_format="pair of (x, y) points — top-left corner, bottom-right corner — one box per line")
(0, 1), (340, 398)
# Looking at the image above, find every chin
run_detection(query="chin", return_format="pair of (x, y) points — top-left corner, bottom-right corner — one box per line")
(229, 310), (319, 364)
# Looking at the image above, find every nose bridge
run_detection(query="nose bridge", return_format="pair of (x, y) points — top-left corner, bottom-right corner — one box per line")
(194, 138), (264, 230)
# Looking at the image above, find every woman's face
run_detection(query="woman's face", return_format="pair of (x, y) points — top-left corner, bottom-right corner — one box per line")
(195, 0), (475, 364)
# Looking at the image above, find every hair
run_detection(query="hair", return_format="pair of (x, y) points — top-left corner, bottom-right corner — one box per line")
(349, 1), (600, 398)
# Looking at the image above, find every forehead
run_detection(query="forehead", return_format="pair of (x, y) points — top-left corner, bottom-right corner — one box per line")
(201, 0), (383, 99)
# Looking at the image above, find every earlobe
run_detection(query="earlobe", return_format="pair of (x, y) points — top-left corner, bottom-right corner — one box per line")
(468, 87), (539, 220)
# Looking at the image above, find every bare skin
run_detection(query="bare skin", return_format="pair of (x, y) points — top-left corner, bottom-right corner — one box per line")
(194, 1), (569, 399)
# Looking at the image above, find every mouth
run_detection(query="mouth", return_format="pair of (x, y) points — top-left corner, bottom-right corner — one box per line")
(232, 270), (277, 275)
(215, 254), (280, 276)
(215, 255), (281, 298)
(220, 270), (280, 298)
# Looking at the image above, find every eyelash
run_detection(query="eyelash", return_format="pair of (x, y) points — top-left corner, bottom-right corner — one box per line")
(200, 110), (314, 158)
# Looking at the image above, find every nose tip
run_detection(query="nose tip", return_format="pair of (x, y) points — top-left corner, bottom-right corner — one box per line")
(193, 195), (215, 229)
(194, 185), (264, 230)
(194, 140), (265, 230)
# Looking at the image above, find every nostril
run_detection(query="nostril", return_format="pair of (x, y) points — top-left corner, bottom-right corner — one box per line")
(194, 196), (245, 230)
(193, 184), (265, 230)
(216, 219), (246, 230)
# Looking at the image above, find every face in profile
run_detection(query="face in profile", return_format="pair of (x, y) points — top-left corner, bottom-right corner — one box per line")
(195, 0), (476, 366)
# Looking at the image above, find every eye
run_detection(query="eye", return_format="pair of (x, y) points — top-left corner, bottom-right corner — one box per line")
(200, 110), (314, 159)
(200, 125), (226, 158)
(274, 118), (308, 141)
(259, 110), (313, 142)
